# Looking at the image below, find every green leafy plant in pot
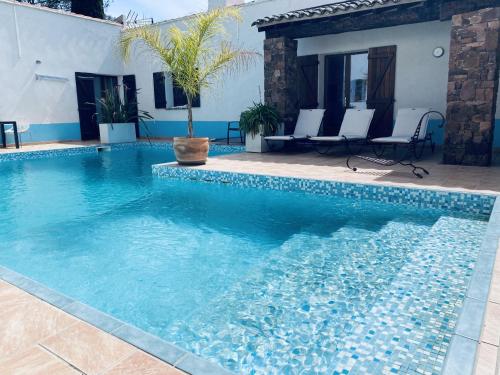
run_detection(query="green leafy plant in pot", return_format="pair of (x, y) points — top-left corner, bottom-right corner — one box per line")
(239, 102), (281, 153)
(120, 7), (256, 165)
(94, 86), (153, 144)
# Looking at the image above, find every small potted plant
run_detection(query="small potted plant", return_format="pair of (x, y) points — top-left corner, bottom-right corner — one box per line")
(239, 102), (282, 153)
(95, 87), (153, 144)
(121, 7), (256, 165)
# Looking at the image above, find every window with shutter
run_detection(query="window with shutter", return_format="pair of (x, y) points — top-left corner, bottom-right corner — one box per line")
(172, 75), (200, 108)
(366, 45), (396, 138)
(153, 72), (167, 109)
(297, 55), (319, 109)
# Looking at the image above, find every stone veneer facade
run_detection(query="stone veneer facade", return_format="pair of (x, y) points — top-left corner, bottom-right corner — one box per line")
(443, 7), (500, 166)
(264, 37), (299, 134)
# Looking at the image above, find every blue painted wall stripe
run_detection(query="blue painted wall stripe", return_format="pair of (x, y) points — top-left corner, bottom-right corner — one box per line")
(4, 123), (81, 144)
(2, 119), (499, 147)
(139, 121), (229, 140)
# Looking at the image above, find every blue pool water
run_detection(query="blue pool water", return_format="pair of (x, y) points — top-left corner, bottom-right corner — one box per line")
(0, 145), (489, 374)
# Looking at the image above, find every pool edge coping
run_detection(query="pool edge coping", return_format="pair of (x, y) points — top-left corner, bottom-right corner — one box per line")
(0, 266), (234, 375)
(442, 197), (500, 375)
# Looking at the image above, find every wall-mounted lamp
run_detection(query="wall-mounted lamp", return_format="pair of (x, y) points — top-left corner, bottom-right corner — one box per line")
(35, 74), (69, 82)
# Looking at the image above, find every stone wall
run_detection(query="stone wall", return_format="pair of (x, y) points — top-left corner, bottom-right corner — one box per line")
(443, 7), (500, 166)
(264, 37), (299, 134)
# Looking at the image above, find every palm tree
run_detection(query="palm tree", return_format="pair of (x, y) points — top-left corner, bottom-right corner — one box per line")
(120, 7), (255, 139)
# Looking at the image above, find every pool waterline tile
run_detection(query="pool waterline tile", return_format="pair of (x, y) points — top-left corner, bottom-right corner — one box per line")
(151, 163), (497, 215)
(0, 142), (244, 163)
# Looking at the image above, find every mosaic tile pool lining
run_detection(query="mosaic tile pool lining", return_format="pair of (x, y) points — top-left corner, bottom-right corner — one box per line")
(0, 142), (244, 163)
(152, 164), (496, 216)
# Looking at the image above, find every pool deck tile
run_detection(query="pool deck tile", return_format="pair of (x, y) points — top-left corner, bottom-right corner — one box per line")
(40, 321), (136, 374)
(481, 302), (500, 346)
(0, 289), (77, 358)
(0, 346), (81, 375)
(473, 241), (500, 374)
(104, 352), (181, 375)
(0, 280), (187, 375)
(474, 342), (499, 375)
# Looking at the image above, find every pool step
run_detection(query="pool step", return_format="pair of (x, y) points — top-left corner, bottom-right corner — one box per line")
(330, 216), (485, 374)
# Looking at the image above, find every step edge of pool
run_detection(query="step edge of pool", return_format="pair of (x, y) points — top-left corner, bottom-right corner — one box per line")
(0, 265), (235, 375)
(442, 196), (500, 375)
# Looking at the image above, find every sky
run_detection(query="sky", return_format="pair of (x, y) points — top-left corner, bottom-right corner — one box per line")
(107, 0), (209, 22)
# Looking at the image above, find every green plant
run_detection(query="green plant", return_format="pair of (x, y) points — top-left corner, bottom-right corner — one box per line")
(120, 7), (256, 138)
(239, 102), (281, 137)
(94, 86), (153, 130)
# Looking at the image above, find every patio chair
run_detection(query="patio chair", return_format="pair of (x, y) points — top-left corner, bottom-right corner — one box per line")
(264, 109), (325, 145)
(4, 122), (30, 147)
(308, 108), (375, 154)
(226, 120), (243, 145)
(370, 108), (442, 159)
(346, 108), (445, 178)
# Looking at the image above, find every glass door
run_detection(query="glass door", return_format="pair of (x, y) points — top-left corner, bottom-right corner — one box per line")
(324, 52), (368, 135)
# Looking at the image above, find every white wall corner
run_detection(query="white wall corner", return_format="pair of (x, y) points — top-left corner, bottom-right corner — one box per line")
(208, 0), (244, 10)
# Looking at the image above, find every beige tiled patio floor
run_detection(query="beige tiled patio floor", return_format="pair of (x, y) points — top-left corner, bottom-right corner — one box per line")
(474, 241), (500, 374)
(0, 141), (98, 154)
(0, 280), (184, 375)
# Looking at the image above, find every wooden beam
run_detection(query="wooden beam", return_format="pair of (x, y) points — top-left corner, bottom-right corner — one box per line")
(262, 2), (440, 39)
(259, 0), (500, 40)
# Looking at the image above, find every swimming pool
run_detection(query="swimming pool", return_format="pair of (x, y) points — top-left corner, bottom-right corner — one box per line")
(0, 144), (491, 374)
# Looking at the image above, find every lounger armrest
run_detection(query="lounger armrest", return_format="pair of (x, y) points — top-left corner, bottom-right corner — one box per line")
(412, 110), (445, 142)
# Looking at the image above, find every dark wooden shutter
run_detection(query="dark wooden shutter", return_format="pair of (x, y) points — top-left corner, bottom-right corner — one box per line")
(367, 46), (396, 138)
(153, 72), (166, 109)
(123, 75), (139, 137)
(297, 55), (319, 109)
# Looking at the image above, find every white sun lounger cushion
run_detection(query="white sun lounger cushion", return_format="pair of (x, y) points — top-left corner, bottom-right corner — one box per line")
(371, 136), (413, 144)
(265, 109), (325, 141)
(392, 108), (431, 140)
(309, 109), (375, 142)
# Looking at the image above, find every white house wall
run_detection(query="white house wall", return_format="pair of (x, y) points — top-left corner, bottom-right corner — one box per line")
(0, 0), (124, 143)
(0, 0), (498, 146)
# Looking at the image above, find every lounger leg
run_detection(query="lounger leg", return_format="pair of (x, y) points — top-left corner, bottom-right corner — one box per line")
(400, 160), (429, 179)
(346, 155), (357, 172)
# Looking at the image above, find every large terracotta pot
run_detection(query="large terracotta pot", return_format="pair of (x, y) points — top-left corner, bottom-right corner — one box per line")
(173, 137), (209, 165)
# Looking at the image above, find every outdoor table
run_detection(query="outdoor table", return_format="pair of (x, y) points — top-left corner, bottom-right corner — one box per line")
(0, 121), (20, 149)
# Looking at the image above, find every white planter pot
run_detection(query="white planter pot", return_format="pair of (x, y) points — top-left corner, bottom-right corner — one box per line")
(245, 123), (284, 153)
(99, 123), (136, 144)
(245, 132), (269, 153)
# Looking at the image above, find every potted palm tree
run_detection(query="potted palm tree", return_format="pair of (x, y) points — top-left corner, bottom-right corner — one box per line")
(121, 7), (254, 165)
